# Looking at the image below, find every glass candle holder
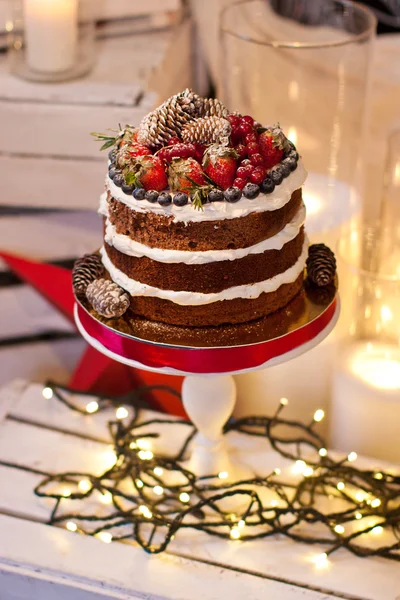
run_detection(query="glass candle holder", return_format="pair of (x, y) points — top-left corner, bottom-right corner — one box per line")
(330, 224), (400, 462)
(220, 0), (376, 249)
(8, 0), (95, 82)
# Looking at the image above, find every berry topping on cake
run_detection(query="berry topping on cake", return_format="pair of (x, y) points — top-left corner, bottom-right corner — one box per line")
(258, 125), (291, 169)
(203, 144), (238, 190)
(93, 90), (301, 209)
(125, 156), (168, 191)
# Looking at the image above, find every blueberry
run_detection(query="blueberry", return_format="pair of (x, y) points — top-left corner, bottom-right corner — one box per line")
(280, 164), (291, 178)
(108, 167), (117, 180)
(133, 187), (146, 200)
(113, 173), (124, 187)
(283, 157), (298, 172)
(260, 177), (275, 194)
(269, 169), (283, 185)
(243, 183), (260, 199)
(108, 149), (117, 162)
(208, 189), (224, 203)
(122, 182), (134, 194)
(224, 187), (242, 203)
(173, 192), (189, 207)
(289, 150), (299, 161)
(108, 161), (115, 171)
(158, 192), (172, 206)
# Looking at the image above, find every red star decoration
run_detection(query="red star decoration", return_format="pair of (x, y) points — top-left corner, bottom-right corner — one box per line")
(0, 251), (185, 417)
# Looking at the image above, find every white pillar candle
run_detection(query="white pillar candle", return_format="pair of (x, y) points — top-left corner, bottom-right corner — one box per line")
(331, 341), (400, 462)
(24, 0), (78, 73)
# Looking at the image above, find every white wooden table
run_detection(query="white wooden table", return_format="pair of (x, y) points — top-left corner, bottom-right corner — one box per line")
(0, 381), (399, 600)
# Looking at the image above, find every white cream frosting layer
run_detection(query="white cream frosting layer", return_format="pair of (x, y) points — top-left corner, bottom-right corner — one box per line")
(104, 204), (306, 265)
(100, 238), (308, 306)
(105, 160), (307, 224)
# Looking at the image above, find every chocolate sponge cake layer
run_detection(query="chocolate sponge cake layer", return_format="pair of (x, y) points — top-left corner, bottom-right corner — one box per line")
(107, 189), (302, 252)
(104, 227), (305, 294)
(127, 274), (304, 327)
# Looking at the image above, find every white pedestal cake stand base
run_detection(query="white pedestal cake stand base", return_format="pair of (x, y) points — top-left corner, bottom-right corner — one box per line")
(74, 301), (339, 483)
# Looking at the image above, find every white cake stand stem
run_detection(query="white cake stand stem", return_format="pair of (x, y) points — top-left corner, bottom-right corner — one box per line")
(182, 375), (253, 481)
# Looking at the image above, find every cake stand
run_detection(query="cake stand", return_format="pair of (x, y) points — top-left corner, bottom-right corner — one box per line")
(74, 294), (339, 482)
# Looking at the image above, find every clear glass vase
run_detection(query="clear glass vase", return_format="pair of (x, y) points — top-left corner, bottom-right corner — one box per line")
(331, 223), (400, 462)
(220, 0), (376, 249)
(8, 0), (96, 82)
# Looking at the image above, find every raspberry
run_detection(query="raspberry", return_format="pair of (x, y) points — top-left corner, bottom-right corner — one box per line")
(239, 122), (253, 135)
(250, 153), (264, 166)
(233, 177), (246, 190)
(242, 115), (254, 125)
(235, 144), (247, 160)
(245, 132), (258, 144)
(250, 166), (266, 184)
(228, 114), (241, 128)
(246, 142), (259, 155)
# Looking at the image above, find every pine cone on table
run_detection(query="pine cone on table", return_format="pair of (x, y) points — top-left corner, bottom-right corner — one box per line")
(86, 278), (130, 318)
(137, 89), (202, 147)
(181, 116), (231, 145)
(306, 244), (337, 287)
(72, 253), (105, 298)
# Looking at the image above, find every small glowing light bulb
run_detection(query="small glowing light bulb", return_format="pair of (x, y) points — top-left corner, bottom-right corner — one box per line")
(86, 400), (99, 414)
(280, 397), (289, 406)
(270, 499), (278, 507)
(319, 448), (328, 457)
(42, 387), (53, 399)
(371, 499), (381, 508)
(347, 452), (357, 462)
(116, 406), (129, 420)
(313, 409), (325, 422)
(334, 525), (345, 534)
(303, 466), (314, 477)
(337, 482), (345, 491)
(97, 531), (112, 544)
(356, 491), (366, 502)
(355, 512), (362, 520)
(372, 525), (383, 535)
(66, 521), (77, 532)
(274, 468), (281, 475)
(129, 441), (137, 449)
(374, 472), (383, 480)
(139, 505), (152, 519)
(238, 519), (246, 529)
(313, 553), (328, 568)
(135, 479), (144, 488)
(103, 449), (118, 468)
(153, 467), (164, 476)
(218, 471), (229, 480)
(78, 479), (91, 493)
(179, 492), (190, 503)
(153, 485), (164, 496)
(230, 526), (241, 540)
(100, 491), (113, 505)
(62, 488), (71, 497)
(138, 450), (154, 460)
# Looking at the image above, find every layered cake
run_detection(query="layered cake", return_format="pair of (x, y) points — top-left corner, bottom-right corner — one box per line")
(74, 89), (318, 347)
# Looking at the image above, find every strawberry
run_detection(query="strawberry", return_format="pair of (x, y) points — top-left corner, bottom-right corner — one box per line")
(202, 144), (238, 190)
(126, 142), (151, 157)
(258, 125), (290, 169)
(116, 143), (151, 169)
(125, 156), (167, 191)
(167, 157), (205, 194)
(158, 143), (198, 164)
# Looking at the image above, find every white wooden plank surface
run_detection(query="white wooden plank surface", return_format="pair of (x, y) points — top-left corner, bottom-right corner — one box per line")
(0, 383), (399, 600)
(0, 515), (341, 600)
(0, 155), (105, 210)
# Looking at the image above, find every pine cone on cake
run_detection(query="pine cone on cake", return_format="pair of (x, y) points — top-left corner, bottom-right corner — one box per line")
(86, 278), (130, 318)
(306, 244), (337, 287)
(197, 97), (229, 118)
(137, 89), (202, 147)
(181, 116), (231, 146)
(72, 254), (105, 298)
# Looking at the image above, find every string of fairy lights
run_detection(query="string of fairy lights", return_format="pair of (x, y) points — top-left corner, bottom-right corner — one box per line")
(36, 382), (400, 562)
